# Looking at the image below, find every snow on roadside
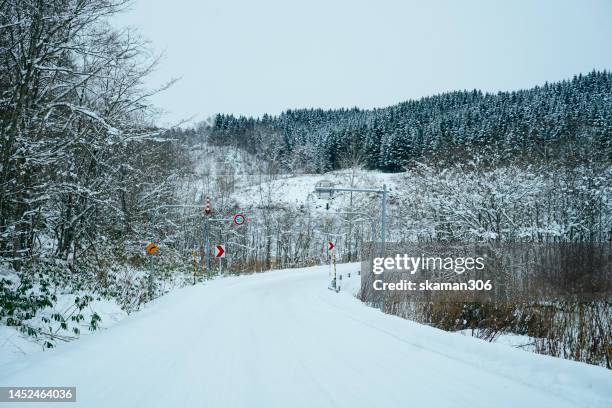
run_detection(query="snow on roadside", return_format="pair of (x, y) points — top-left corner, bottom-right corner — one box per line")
(326, 263), (611, 407)
(456, 329), (536, 352)
(336, 262), (545, 358)
(0, 294), (127, 368)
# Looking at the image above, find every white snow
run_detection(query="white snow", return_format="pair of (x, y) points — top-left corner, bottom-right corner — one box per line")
(231, 169), (400, 209)
(0, 263), (610, 408)
(456, 330), (536, 352)
(0, 294), (127, 369)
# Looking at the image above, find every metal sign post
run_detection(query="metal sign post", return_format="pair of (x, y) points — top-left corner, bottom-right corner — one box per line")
(145, 242), (158, 299)
(192, 249), (199, 285)
(332, 250), (338, 292)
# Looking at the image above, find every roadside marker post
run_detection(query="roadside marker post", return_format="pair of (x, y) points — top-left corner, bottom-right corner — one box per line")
(332, 250), (338, 292)
(192, 249), (199, 285)
(327, 241), (338, 291)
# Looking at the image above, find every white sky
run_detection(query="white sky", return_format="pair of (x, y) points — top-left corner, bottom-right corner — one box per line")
(114, 0), (612, 126)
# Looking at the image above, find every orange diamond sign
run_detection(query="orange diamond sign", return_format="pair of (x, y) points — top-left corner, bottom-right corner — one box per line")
(146, 242), (158, 255)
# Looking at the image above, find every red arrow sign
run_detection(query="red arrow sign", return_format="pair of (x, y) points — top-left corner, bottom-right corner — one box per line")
(214, 244), (225, 258)
(328, 241), (334, 251)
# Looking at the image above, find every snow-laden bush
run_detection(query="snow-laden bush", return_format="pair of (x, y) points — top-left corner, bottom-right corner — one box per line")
(0, 243), (194, 349)
(389, 161), (611, 243)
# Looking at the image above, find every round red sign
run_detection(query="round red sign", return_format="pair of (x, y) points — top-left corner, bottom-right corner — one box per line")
(233, 213), (246, 225)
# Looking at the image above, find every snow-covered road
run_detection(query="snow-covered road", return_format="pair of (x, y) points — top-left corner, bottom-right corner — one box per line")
(1, 263), (611, 408)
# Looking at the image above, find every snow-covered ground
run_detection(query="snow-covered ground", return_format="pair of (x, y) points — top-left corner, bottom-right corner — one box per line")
(187, 144), (402, 213)
(0, 263), (184, 368)
(0, 294), (127, 368)
(456, 330), (536, 352)
(231, 170), (400, 209)
(1, 263), (610, 408)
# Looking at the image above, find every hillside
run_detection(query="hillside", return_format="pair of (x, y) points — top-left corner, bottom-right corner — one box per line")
(195, 70), (612, 172)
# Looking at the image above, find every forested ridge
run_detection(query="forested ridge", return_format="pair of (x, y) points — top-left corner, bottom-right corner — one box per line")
(207, 71), (612, 171)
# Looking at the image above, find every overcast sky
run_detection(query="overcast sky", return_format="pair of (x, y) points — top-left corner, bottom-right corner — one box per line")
(115, 0), (612, 126)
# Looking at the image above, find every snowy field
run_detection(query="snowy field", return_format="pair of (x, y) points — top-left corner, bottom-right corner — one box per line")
(188, 145), (402, 213)
(1, 263), (610, 408)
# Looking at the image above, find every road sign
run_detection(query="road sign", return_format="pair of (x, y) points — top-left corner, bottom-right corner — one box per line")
(214, 244), (225, 258)
(233, 213), (246, 225)
(204, 196), (212, 216)
(328, 241), (334, 251)
(146, 242), (158, 255)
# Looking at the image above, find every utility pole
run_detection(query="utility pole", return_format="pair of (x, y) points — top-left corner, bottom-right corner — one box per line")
(381, 183), (387, 255)
(205, 219), (210, 277)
